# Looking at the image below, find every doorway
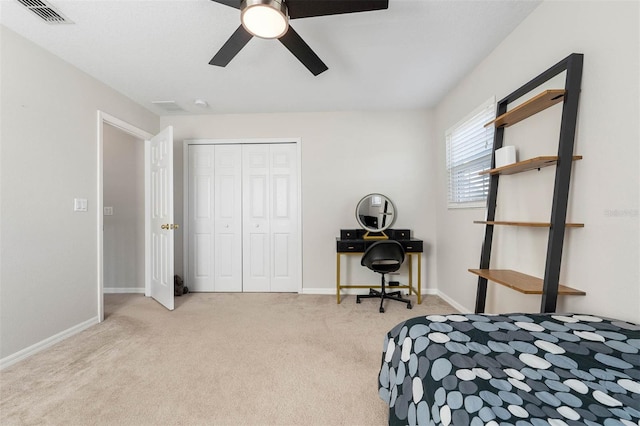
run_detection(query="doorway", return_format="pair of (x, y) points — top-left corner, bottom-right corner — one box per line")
(102, 123), (145, 295)
(97, 112), (153, 322)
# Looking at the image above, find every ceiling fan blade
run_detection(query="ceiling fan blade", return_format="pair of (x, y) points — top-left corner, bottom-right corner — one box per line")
(278, 26), (328, 76)
(209, 0), (241, 9)
(286, 0), (388, 19)
(209, 25), (253, 67)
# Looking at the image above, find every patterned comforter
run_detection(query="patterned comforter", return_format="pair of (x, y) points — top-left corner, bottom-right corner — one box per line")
(378, 313), (640, 425)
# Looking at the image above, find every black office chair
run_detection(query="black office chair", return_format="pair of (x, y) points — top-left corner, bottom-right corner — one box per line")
(357, 240), (412, 313)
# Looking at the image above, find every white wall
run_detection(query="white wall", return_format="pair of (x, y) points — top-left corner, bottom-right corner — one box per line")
(103, 124), (145, 292)
(160, 111), (438, 294)
(434, 1), (640, 323)
(0, 26), (159, 360)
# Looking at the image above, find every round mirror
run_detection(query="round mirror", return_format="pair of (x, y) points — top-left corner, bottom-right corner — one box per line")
(355, 193), (396, 233)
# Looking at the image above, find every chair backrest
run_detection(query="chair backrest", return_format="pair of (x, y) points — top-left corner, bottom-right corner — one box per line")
(361, 240), (405, 274)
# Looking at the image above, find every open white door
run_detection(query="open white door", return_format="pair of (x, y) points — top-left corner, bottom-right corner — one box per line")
(146, 126), (174, 310)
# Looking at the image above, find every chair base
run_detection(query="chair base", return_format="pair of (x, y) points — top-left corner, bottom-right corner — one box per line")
(356, 288), (412, 313)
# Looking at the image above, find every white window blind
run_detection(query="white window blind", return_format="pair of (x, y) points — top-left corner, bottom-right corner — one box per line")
(446, 97), (496, 208)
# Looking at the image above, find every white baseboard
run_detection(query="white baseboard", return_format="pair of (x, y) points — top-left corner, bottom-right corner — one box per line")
(104, 287), (145, 294)
(436, 290), (472, 313)
(300, 288), (337, 295)
(0, 316), (99, 371)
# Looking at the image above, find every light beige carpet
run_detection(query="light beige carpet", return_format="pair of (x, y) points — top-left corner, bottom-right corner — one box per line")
(0, 292), (457, 425)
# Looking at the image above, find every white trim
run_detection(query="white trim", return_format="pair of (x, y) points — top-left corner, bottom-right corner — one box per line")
(447, 202), (487, 210)
(435, 290), (472, 313)
(0, 316), (99, 371)
(300, 288), (340, 295)
(182, 141), (189, 289)
(296, 140), (303, 295)
(103, 287), (145, 294)
(182, 138), (303, 293)
(99, 112), (153, 140)
(97, 111), (154, 323)
(144, 139), (151, 298)
(186, 138), (300, 146)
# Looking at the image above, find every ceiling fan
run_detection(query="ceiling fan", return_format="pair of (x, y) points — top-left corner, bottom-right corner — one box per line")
(209, 0), (389, 76)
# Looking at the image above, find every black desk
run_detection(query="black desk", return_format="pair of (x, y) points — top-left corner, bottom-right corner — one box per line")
(336, 236), (424, 304)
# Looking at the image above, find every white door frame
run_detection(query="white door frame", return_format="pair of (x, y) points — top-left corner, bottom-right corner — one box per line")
(96, 111), (153, 322)
(183, 138), (303, 293)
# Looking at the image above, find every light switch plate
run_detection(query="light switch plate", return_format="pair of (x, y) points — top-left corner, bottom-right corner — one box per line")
(104, 206), (114, 216)
(74, 198), (88, 212)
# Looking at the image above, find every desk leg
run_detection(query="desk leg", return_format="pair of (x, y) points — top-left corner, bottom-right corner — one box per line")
(336, 253), (341, 304)
(408, 255), (413, 296)
(417, 253), (422, 305)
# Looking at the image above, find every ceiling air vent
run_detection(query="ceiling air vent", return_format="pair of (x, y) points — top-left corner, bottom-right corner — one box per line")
(151, 101), (186, 113)
(16, 0), (73, 24)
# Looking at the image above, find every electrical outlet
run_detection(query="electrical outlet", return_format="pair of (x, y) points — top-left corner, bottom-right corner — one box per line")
(104, 206), (114, 216)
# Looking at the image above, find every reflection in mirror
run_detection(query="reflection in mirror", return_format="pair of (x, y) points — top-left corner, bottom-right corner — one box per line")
(355, 193), (396, 238)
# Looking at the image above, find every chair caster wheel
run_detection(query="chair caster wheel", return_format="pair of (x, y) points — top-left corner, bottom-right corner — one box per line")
(379, 307), (385, 313)
(407, 303), (412, 309)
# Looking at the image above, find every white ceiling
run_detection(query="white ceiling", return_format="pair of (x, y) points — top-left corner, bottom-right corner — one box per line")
(0, 0), (541, 115)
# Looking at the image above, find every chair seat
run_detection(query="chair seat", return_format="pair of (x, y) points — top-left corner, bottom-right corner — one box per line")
(370, 261), (401, 273)
(358, 240), (412, 313)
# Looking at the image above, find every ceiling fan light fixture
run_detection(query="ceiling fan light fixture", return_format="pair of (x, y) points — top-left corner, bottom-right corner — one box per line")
(241, 0), (288, 39)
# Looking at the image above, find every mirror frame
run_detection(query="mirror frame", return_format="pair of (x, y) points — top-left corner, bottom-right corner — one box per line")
(355, 193), (396, 234)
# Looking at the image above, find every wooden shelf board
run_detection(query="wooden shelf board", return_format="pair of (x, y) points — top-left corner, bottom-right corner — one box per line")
(474, 221), (584, 228)
(485, 90), (566, 128)
(469, 269), (586, 295)
(480, 155), (582, 176)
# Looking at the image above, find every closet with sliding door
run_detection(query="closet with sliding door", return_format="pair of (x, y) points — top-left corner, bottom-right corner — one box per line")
(184, 140), (300, 293)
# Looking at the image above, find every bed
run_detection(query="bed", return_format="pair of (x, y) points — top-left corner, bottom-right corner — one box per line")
(378, 313), (640, 425)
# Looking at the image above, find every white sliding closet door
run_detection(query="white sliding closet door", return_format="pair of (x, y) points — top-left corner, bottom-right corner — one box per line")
(242, 144), (298, 292)
(188, 145), (214, 292)
(188, 145), (242, 292)
(269, 144), (299, 292)
(187, 142), (298, 293)
(242, 145), (270, 292)
(214, 145), (242, 291)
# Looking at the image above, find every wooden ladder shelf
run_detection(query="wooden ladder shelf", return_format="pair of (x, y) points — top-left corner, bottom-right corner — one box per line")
(473, 53), (585, 314)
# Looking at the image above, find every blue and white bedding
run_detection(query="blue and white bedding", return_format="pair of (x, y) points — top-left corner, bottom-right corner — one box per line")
(379, 313), (640, 425)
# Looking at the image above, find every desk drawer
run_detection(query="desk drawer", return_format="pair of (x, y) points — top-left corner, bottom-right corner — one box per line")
(401, 240), (423, 252)
(390, 229), (411, 240)
(336, 241), (365, 252)
(340, 229), (364, 240)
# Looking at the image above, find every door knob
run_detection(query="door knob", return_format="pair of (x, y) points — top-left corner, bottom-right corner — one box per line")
(170, 224), (180, 230)
(161, 224), (169, 230)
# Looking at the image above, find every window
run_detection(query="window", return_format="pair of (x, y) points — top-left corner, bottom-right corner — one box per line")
(446, 97), (496, 208)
